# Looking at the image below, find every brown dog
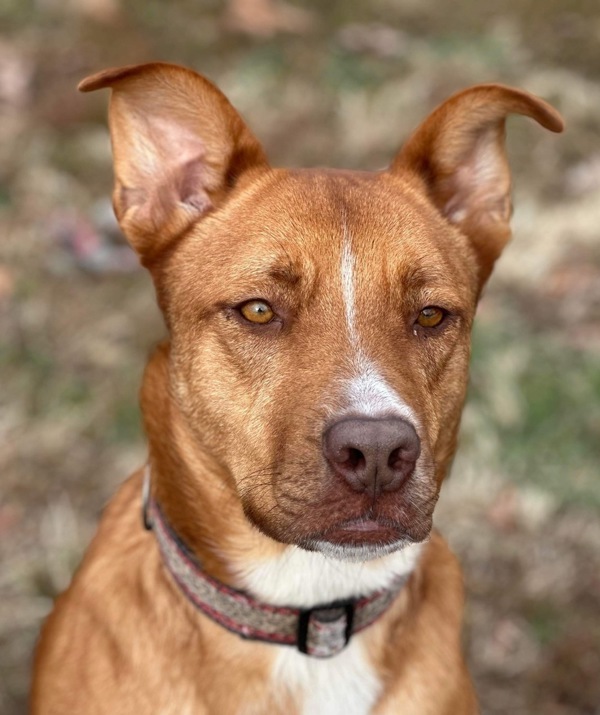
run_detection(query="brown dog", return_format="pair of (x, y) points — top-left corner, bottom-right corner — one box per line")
(31, 63), (563, 715)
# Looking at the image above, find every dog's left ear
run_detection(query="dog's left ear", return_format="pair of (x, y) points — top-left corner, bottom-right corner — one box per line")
(79, 62), (269, 263)
(391, 84), (563, 286)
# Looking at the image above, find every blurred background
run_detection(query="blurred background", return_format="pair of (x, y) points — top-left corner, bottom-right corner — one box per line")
(1, 0), (599, 713)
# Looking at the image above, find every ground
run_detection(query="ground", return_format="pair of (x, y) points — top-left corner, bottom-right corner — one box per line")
(1, 1), (599, 713)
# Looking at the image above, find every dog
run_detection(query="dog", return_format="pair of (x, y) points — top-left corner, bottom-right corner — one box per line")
(31, 62), (563, 714)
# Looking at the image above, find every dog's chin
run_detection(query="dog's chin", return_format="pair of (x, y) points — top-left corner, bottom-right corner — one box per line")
(243, 500), (432, 563)
(301, 537), (418, 562)
(298, 516), (432, 562)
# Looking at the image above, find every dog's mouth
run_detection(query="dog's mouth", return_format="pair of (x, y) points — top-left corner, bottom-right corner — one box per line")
(298, 513), (431, 561)
(322, 517), (408, 546)
(298, 517), (425, 562)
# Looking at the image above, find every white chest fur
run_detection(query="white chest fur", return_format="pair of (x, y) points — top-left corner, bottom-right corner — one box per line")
(235, 542), (423, 608)
(233, 543), (423, 714)
(272, 636), (382, 715)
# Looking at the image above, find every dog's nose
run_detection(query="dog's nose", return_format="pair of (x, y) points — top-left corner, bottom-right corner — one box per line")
(323, 418), (420, 496)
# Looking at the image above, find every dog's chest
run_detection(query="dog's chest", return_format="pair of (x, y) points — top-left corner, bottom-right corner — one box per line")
(271, 639), (382, 715)
(233, 544), (422, 714)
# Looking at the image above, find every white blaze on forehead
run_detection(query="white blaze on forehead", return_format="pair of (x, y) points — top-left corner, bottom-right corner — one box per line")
(341, 225), (358, 343)
(340, 217), (418, 423)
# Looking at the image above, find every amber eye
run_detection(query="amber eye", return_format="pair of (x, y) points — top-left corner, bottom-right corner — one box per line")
(239, 300), (275, 325)
(416, 306), (446, 328)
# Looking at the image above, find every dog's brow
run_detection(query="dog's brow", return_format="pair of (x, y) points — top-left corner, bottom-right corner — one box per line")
(268, 264), (302, 286)
(399, 263), (447, 289)
(397, 263), (465, 302)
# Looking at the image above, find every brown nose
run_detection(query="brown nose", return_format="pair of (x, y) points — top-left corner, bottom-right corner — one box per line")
(323, 418), (420, 496)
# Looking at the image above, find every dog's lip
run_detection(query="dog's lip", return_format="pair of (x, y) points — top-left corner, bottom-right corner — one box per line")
(320, 517), (407, 545)
(338, 518), (390, 532)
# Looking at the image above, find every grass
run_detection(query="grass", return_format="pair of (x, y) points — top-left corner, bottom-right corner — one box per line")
(468, 317), (600, 506)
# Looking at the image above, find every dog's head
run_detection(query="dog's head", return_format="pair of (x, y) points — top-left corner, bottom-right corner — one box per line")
(80, 64), (562, 560)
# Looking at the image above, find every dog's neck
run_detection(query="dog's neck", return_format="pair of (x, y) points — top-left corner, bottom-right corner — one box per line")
(141, 343), (423, 608)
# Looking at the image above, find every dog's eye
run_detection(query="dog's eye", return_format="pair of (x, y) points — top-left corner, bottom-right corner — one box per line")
(239, 300), (275, 325)
(416, 306), (446, 328)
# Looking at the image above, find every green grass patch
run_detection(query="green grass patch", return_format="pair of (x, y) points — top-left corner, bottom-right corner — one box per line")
(467, 321), (600, 507)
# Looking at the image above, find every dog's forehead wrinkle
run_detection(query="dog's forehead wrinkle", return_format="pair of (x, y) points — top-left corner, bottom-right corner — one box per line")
(230, 171), (458, 286)
(268, 263), (302, 286)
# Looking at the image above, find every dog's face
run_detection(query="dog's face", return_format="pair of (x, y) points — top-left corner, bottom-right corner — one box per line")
(80, 63), (562, 559)
(163, 170), (477, 557)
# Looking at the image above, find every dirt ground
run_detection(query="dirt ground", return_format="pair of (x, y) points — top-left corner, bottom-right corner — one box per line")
(1, 1), (599, 713)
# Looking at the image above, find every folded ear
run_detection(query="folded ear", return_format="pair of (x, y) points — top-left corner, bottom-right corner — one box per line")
(391, 84), (563, 285)
(79, 62), (269, 261)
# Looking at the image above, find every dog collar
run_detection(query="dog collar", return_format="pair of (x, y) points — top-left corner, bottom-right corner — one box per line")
(142, 470), (407, 658)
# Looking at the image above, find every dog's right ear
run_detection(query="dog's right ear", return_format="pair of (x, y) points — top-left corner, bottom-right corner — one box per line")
(79, 63), (269, 262)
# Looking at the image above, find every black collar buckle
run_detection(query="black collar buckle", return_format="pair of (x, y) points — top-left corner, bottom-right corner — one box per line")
(297, 600), (356, 657)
